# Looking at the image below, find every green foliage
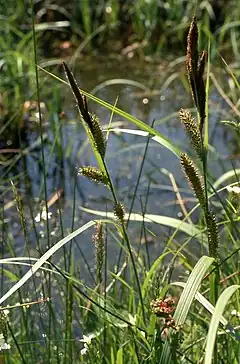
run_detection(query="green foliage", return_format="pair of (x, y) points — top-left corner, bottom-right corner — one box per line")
(1, 3), (240, 364)
(0, 12), (35, 147)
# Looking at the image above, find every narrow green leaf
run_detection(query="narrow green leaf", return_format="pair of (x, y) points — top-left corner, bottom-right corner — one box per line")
(82, 89), (181, 157)
(1, 269), (18, 282)
(90, 78), (151, 95)
(79, 206), (207, 243)
(213, 170), (240, 190)
(37, 65), (181, 157)
(116, 347), (123, 364)
(220, 55), (240, 91)
(109, 272), (134, 292)
(173, 256), (214, 326)
(141, 251), (172, 299)
(171, 282), (228, 326)
(204, 285), (240, 364)
(0, 221), (96, 305)
(159, 256), (214, 364)
(34, 21), (71, 31)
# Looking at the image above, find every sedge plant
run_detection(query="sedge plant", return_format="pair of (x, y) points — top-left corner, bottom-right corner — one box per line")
(1, 10), (240, 364)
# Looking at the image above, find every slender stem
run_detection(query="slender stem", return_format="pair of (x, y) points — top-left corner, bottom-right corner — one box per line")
(102, 159), (146, 324)
(30, 2), (51, 361)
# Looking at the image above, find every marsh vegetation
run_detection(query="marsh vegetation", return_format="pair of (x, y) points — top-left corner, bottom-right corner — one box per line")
(0, 1), (240, 363)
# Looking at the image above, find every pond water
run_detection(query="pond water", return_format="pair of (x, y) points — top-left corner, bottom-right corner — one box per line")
(1, 56), (237, 283)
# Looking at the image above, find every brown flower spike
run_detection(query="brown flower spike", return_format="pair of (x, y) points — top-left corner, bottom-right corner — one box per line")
(206, 210), (219, 259)
(179, 108), (202, 159)
(186, 16), (207, 135)
(92, 222), (105, 283)
(63, 62), (106, 158)
(79, 166), (109, 186)
(113, 202), (125, 222)
(180, 153), (205, 209)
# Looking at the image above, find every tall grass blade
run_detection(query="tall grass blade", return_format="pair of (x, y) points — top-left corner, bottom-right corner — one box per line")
(173, 256), (214, 325)
(79, 206), (208, 243)
(37, 65), (181, 157)
(204, 285), (240, 364)
(0, 221), (95, 306)
(159, 256), (214, 363)
(213, 170), (240, 190)
(172, 281), (240, 340)
(78, 89), (181, 156)
(90, 78), (150, 95)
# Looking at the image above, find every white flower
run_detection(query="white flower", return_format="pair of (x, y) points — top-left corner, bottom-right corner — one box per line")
(80, 344), (88, 355)
(41, 211), (52, 220)
(128, 314), (137, 326)
(35, 210), (52, 223)
(79, 333), (96, 356)
(227, 186), (240, 194)
(0, 342), (11, 351)
(140, 330), (146, 338)
(79, 333), (94, 345)
(231, 309), (240, 317)
(0, 334), (10, 351)
(232, 186), (240, 194)
(79, 329), (103, 356)
(105, 6), (112, 14)
(34, 213), (41, 223)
